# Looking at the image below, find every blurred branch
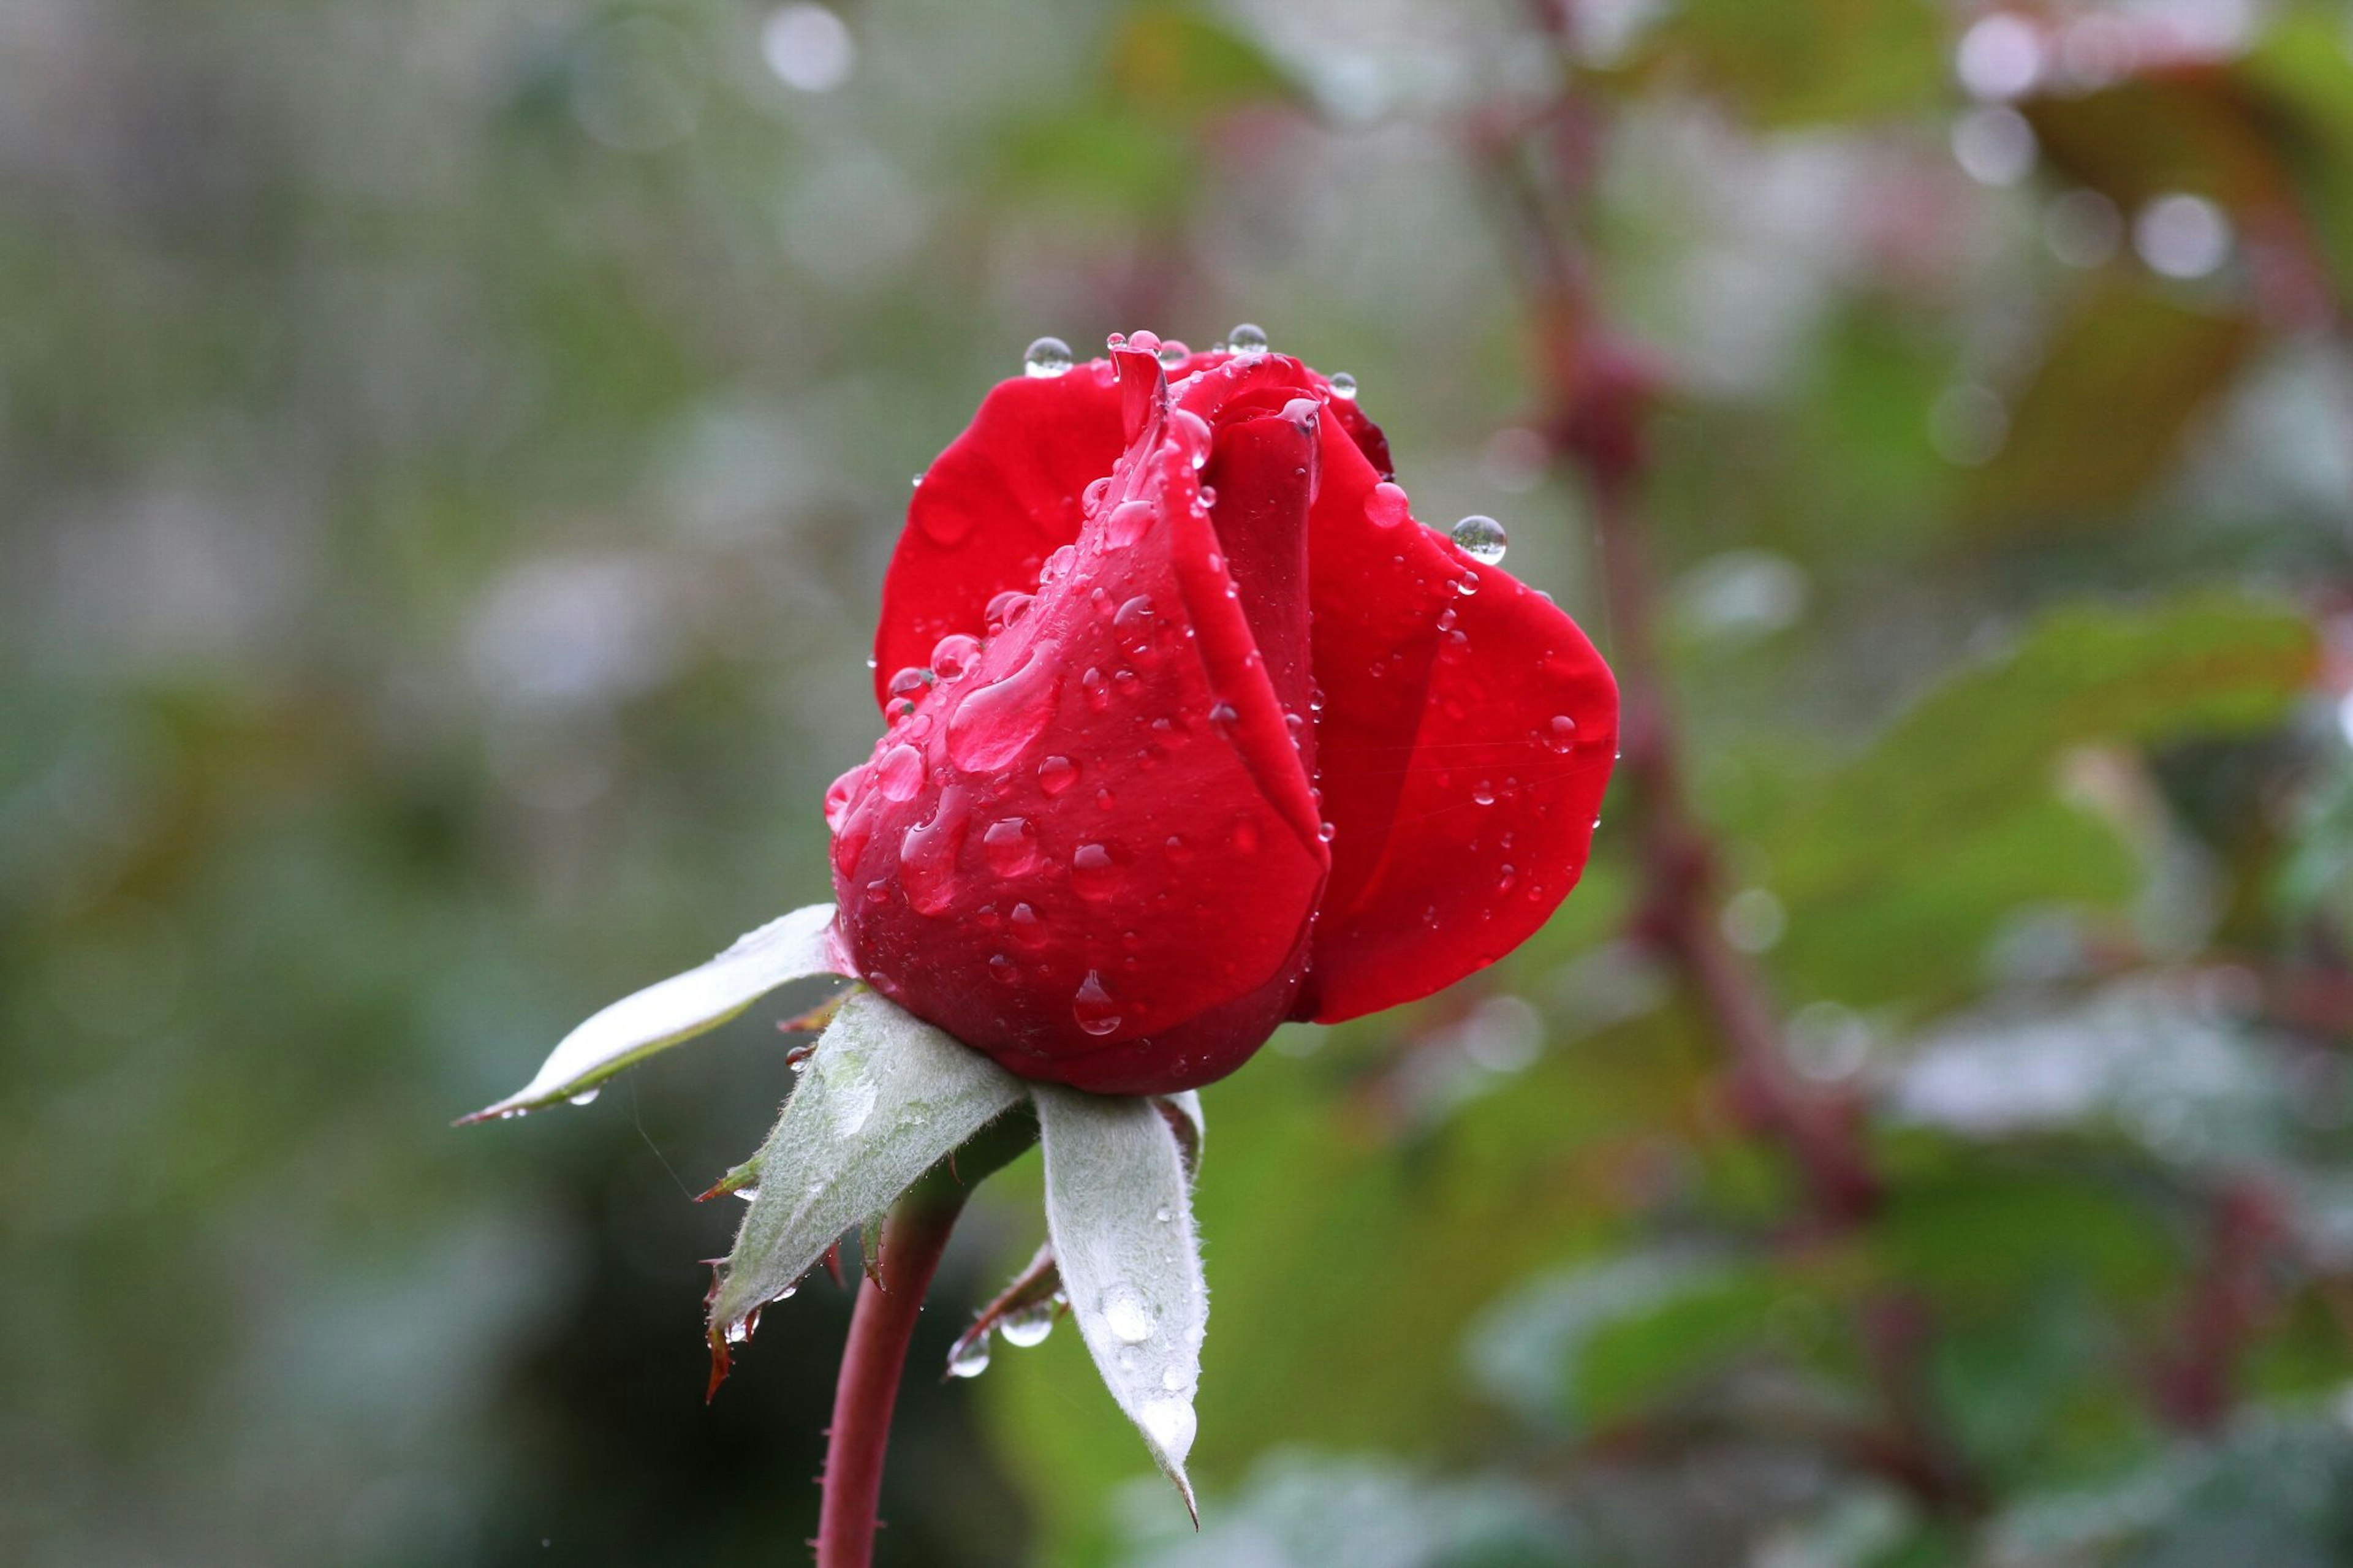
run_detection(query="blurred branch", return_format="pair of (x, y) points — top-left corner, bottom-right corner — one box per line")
(1479, 2), (1996, 1515)
(1487, 5), (1878, 1232)
(2151, 1175), (2286, 1434)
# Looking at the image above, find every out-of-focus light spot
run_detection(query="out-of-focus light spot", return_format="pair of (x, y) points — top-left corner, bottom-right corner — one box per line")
(571, 17), (701, 152)
(2044, 188), (2123, 267)
(1479, 426), (1551, 494)
(2134, 192), (2233, 279)
(1672, 550), (1808, 640)
(1721, 888), (1786, 954)
(2336, 690), (2353, 749)
(1928, 383), (2009, 466)
(1459, 996), (1545, 1074)
(1957, 12), (2044, 101)
(762, 4), (854, 93)
(1950, 105), (2036, 186)
(1786, 1001), (1871, 1083)
(2056, 13), (2140, 89)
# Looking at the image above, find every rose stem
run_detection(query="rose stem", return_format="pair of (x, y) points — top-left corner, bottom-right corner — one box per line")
(811, 1110), (1037, 1567)
(814, 1185), (967, 1568)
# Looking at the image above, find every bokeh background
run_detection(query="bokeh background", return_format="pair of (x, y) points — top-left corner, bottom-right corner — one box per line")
(9, 0), (2353, 1562)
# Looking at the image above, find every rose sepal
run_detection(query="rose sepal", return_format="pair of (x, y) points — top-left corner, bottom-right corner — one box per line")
(457, 903), (846, 1124)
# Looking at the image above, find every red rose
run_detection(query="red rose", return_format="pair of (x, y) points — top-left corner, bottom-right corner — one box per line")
(825, 335), (1617, 1094)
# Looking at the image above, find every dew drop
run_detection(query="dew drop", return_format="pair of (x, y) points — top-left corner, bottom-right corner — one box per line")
(1100, 1284), (1156, 1343)
(1107, 499), (1154, 549)
(1139, 1397), (1197, 1461)
(1207, 700), (1238, 727)
(885, 665), (933, 703)
(1545, 714), (1578, 753)
(897, 787), (970, 915)
(1368, 480), (1411, 528)
(568, 1087), (601, 1106)
(1023, 336), (1073, 378)
(733, 1184), (760, 1202)
(1112, 596), (1158, 660)
(1328, 371), (1358, 399)
(1170, 409), (1212, 469)
(1227, 322), (1269, 355)
(1082, 477), (1110, 512)
(929, 633), (982, 680)
(1317, 820), (1336, 843)
(1040, 544), (1078, 584)
(1472, 781), (1496, 806)
(982, 816), (1040, 877)
(985, 589), (1034, 631)
(1000, 1301), (1055, 1348)
(1157, 338), (1191, 368)
(1038, 754), (1079, 795)
(947, 1335), (993, 1377)
(1450, 514), (1508, 565)
(1073, 969), (1123, 1036)
(1009, 902), (1047, 949)
(946, 643), (1060, 772)
(874, 743), (926, 801)
(1071, 842), (1123, 900)
(988, 953), (1017, 985)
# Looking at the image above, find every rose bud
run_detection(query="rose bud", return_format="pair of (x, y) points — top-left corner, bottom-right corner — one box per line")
(827, 336), (1617, 1094)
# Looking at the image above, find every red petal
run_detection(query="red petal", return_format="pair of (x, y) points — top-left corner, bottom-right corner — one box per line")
(835, 355), (1328, 1094)
(1300, 421), (1619, 1022)
(876, 366), (1126, 706)
(876, 354), (1392, 711)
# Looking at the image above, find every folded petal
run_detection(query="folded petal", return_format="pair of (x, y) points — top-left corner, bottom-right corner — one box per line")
(1300, 424), (1619, 1021)
(833, 352), (1328, 1093)
(876, 366), (1126, 706)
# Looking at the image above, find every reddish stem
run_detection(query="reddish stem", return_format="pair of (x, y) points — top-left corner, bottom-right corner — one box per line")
(815, 1191), (967, 1568)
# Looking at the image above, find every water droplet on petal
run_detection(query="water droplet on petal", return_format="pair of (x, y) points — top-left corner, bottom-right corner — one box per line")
(1545, 714), (1578, 752)
(1328, 371), (1358, 399)
(1071, 842), (1123, 900)
(897, 786), (970, 915)
(1317, 820), (1336, 843)
(987, 952), (1017, 985)
(1037, 754), (1079, 795)
(1226, 322), (1269, 355)
(985, 589), (1034, 631)
(1073, 969), (1122, 1035)
(1126, 329), (1162, 356)
(982, 816), (1039, 877)
(1112, 596), (1158, 660)
(1156, 338), (1191, 368)
(568, 1088), (601, 1106)
(886, 665), (933, 702)
(874, 743), (925, 801)
(947, 643), (1060, 771)
(1368, 481), (1411, 528)
(1082, 477), (1110, 512)
(1023, 336), (1073, 378)
(1472, 781), (1496, 806)
(947, 1335), (993, 1377)
(1100, 1284), (1155, 1343)
(1040, 544), (1078, 584)
(1451, 514), (1508, 565)
(930, 633), (982, 680)
(1170, 409), (1212, 469)
(733, 1184), (761, 1202)
(1107, 499), (1154, 548)
(1009, 902), (1047, 949)
(1000, 1301), (1055, 1348)
(1207, 700), (1238, 727)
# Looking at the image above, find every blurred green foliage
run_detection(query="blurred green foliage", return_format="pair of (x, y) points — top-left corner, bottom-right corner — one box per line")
(7, 1), (2353, 1566)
